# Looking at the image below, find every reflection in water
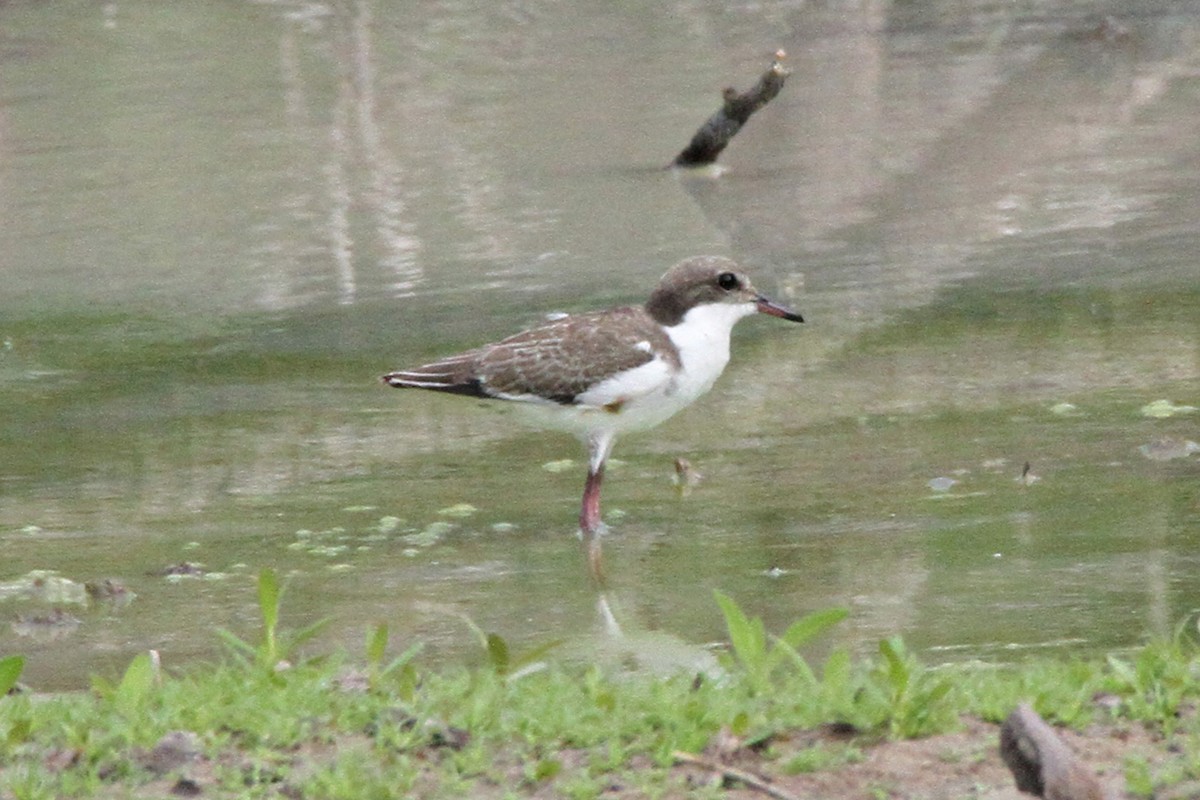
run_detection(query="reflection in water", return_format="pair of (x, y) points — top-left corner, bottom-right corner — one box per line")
(0, 1), (1199, 687)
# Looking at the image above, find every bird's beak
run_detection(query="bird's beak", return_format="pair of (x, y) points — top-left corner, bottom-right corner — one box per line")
(755, 295), (804, 323)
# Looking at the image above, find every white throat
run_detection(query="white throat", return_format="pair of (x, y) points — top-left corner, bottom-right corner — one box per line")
(665, 301), (757, 402)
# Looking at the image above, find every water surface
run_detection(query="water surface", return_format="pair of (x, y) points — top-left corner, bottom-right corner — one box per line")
(1, 0), (1198, 689)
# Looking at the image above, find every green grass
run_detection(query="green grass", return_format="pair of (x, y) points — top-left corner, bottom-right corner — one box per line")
(2, 582), (1200, 798)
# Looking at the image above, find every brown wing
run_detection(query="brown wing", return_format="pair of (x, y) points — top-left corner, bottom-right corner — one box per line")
(384, 307), (677, 405)
(478, 308), (673, 403)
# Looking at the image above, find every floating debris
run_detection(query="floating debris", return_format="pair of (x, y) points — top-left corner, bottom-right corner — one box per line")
(151, 562), (205, 579)
(1140, 399), (1197, 418)
(437, 503), (477, 519)
(85, 579), (136, 607)
(404, 521), (455, 547)
(1139, 437), (1200, 461)
(1049, 402), (1080, 416)
(0, 570), (87, 605)
(376, 516), (403, 533)
(12, 609), (81, 640)
(927, 476), (957, 492)
(672, 457), (703, 494)
(306, 544), (348, 557)
(491, 522), (518, 533)
(1016, 462), (1040, 486)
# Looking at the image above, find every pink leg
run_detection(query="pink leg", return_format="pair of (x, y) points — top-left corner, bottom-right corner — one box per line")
(579, 431), (615, 585)
(579, 464), (605, 533)
(580, 467), (606, 586)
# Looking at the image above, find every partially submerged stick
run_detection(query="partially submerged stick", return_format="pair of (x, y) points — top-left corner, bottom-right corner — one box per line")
(671, 50), (792, 168)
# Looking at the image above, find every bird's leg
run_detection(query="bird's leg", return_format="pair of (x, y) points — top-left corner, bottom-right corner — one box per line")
(580, 467), (607, 585)
(579, 431), (616, 585)
(579, 464), (605, 534)
(579, 430), (616, 535)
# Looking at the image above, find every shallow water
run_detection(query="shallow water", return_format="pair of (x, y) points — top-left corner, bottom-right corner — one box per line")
(1, 0), (1198, 689)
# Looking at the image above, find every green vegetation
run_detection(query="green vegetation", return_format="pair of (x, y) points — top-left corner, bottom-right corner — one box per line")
(2, 573), (1200, 799)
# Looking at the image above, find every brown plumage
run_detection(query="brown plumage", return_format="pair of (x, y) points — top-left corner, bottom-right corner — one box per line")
(383, 306), (678, 405)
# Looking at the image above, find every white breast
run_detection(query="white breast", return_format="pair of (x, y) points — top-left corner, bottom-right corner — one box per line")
(664, 301), (757, 404)
(512, 301), (756, 441)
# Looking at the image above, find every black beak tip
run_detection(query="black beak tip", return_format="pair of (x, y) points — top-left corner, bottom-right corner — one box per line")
(755, 296), (805, 323)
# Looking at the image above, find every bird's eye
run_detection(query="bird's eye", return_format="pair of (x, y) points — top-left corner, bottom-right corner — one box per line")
(717, 272), (739, 291)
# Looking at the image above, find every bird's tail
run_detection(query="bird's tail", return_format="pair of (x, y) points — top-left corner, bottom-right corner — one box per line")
(381, 353), (488, 398)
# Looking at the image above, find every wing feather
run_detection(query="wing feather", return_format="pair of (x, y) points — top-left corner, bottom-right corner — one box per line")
(383, 307), (680, 406)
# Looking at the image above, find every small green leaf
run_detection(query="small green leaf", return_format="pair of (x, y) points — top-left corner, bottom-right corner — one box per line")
(767, 637), (818, 686)
(284, 617), (333, 658)
(509, 638), (565, 673)
(6, 716), (32, 745)
(366, 624), (388, 668)
(257, 569), (280, 636)
(394, 662), (417, 702)
(0, 655), (24, 697)
(879, 636), (910, 692)
(822, 647), (851, 692)
(778, 607), (849, 650)
(714, 590), (766, 673)
(924, 678), (954, 707)
(380, 642), (423, 680)
(115, 652), (156, 717)
(486, 633), (509, 676)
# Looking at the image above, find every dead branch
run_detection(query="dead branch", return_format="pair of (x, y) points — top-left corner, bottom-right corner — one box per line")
(673, 750), (802, 800)
(671, 50), (792, 168)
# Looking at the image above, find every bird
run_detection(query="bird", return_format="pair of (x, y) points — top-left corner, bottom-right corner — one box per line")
(382, 255), (803, 536)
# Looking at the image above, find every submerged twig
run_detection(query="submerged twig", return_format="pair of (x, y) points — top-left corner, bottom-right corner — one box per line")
(671, 50), (792, 168)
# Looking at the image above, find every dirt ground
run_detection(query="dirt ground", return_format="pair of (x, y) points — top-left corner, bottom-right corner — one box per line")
(669, 716), (1180, 800)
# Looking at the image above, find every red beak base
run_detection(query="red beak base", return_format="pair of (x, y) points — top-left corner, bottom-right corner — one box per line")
(755, 296), (804, 323)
